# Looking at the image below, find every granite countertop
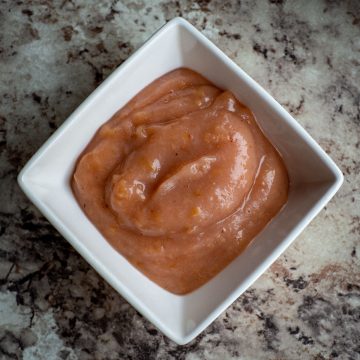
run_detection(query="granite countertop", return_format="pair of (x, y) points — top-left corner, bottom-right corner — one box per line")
(0, 0), (359, 359)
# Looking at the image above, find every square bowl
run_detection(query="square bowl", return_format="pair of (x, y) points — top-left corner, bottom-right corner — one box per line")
(18, 17), (343, 345)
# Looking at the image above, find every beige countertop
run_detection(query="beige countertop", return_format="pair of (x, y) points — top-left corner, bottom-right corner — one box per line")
(0, 1), (359, 359)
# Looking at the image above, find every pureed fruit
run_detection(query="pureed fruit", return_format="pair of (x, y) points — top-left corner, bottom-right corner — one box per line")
(72, 69), (289, 294)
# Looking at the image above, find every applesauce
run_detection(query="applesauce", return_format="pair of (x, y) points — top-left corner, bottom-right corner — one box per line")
(72, 68), (289, 294)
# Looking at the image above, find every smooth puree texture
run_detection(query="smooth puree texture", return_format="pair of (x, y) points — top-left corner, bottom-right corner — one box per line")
(72, 68), (289, 294)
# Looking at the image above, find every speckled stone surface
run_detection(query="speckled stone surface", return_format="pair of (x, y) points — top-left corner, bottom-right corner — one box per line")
(0, 0), (359, 359)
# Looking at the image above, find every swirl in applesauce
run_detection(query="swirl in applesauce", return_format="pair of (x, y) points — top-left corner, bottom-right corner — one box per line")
(72, 68), (289, 294)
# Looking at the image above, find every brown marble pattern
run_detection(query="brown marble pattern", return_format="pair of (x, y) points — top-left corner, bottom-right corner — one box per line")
(0, 0), (359, 359)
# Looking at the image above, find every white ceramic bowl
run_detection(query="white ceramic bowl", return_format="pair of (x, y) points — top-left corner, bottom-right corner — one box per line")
(18, 17), (343, 344)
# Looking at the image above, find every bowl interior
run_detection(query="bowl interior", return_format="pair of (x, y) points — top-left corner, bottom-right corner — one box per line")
(18, 18), (342, 344)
